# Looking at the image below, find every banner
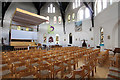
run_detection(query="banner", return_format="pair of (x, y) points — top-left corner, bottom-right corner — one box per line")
(48, 25), (54, 34)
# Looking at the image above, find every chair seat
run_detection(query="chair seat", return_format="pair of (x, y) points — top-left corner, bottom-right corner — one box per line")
(31, 63), (39, 67)
(71, 60), (74, 64)
(84, 70), (88, 75)
(66, 73), (72, 78)
(107, 76), (117, 80)
(34, 58), (39, 60)
(2, 70), (11, 76)
(83, 55), (87, 57)
(89, 66), (93, 70)
(12, 61), (21, 64)
(40, 70), (50, 75)
(76, 68), (82, 71)
(41, 61), (48, 64)
(16, 66), (26, 72)
(109, 67), (120, 72)
(1, 64), (7, 67)
(108, 71), (120, 78)
(63, 63), (68, 66)
(51, 59), (55, 61)
(58, 57), (62, 60)
(54, 66), (60, 70)
(22, 75), (35, 78)
(75, 74), (82, 78)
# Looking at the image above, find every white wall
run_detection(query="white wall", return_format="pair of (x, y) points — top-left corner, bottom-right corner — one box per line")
(38, 2), (94, 47)
(1, 2), (119, 49)
(38, 3), (65, 46)
(2, 2), (37, 45)
(94, 2), (119, 49)
(65, 3), (94, 47)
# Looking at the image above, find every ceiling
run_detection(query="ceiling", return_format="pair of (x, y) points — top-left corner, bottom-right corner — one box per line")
(1, 1), (94, 33)
(12, 8), (48, 26)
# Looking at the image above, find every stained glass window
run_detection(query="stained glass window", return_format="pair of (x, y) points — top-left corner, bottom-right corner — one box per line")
(72, 13), (75, 21)
(80, 9), (83, 20)
(58, 16), (61, 24)
(110, 0), (113, 5)
(17, 26), (21, 30)
(68, 15), (71, 23)
(73, 0), (81, 9)
(46, 16), (49, 24)
(100, 28), (104, 44)
(54, 16), (57, 24)
(26, 28), (29, 31)
(103, 0), (107, 9)
(48, 4), (55, 13)
(97, 0), (102, 13)
(85, 8), (90, 18)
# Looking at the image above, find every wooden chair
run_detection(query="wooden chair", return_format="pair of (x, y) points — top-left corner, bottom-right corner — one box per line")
(52, 61), (63, 78)
(82, 64), (90, 78)
(2, 64), (14, 78)
(12, 61), (29, 77)
(69, 57), (77, 70)
(65, 67), (84, 79)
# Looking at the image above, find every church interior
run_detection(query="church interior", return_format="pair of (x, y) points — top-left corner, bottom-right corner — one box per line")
(0, 0), (120, 79)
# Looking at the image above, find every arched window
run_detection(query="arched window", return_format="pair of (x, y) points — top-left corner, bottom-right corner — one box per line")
(85, 8), (90, 18)
(100, 27), (104, 44)
(48, 4), (55, 13)
(54, 16), (57, 24)
(17, 26), (21, 30)
(73, 0), (81, 9)
(103, 0), (107, 9)
(69, 33), (72, 44)
(58, 16), (61, 24)
(95, 0), (102, 15)
(43, 33), (47, 43)
(77, 8), (84, 21)
(110, 0), (113, 5)
(68, 15), (71, 23)
(46, 16), (49, 24)
(56, 34), (59, 44)
(72, 13), (75, 21)
(26, 28), (29, 31)
(97, 0), (102, 13)
(95, 1), (97, 16)
(80, 9), (84, 20)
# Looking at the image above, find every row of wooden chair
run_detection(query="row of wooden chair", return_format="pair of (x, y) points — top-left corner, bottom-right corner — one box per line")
(1, 47), (100, 78)
(97, 50), (109, 66)
(65, 54), (98, 79)
(107, 53), (120, 79)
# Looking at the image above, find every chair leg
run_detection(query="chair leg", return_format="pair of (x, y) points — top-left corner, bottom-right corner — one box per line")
(61, 70), (64, 78)
(92, 70), (94, 77)
(74, 65), (76, 70)
(77, 62), (79, 67)
(95, 67), (96, 73)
